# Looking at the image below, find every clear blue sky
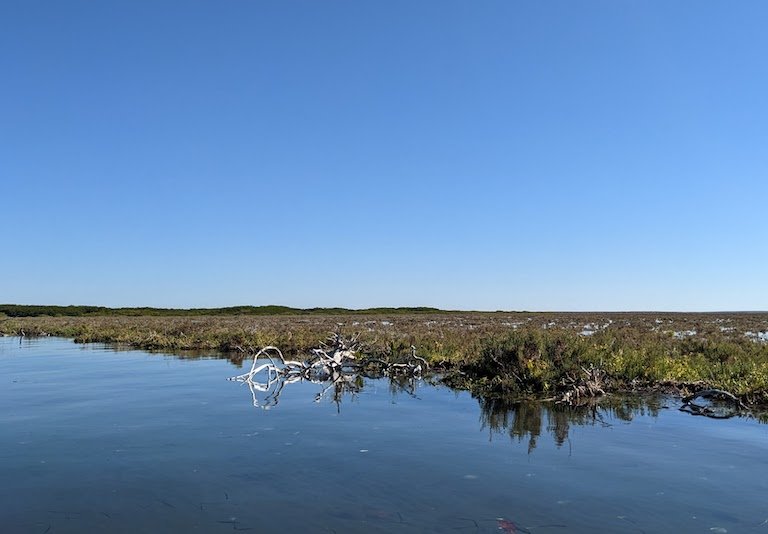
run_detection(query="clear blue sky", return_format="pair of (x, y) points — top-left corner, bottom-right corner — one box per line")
(2, 1), (766, 311)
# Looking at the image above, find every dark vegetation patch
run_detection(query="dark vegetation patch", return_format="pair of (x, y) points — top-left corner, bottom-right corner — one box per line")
(0, 304), (446, 318)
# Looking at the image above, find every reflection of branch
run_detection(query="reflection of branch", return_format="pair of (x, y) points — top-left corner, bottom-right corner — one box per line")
(314, 380), (337, 403)
(388, 375), (421, 400)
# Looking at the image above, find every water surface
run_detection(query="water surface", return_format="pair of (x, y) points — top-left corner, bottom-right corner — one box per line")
(1, 337), (767, 533)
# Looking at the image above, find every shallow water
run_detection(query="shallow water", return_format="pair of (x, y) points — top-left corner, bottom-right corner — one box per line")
(2, 337), (767, 533)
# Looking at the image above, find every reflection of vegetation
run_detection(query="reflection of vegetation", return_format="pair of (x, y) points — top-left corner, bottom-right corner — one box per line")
(478, 395), (664, 451)
(3, 311), (768, 404)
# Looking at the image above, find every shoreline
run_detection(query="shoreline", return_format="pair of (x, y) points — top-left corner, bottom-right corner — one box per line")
(3, 312), (767, 409)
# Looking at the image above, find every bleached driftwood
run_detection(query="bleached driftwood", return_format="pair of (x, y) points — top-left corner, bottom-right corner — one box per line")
(228, 334), (427, 408)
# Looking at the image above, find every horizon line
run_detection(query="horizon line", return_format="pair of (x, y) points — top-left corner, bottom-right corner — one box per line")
(2, 303), (767, 315)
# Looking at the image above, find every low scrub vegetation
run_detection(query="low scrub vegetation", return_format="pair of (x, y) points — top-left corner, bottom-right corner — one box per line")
(2, 311), (767, 404)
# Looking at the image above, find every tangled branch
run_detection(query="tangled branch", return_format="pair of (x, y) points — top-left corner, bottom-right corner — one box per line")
(680, 388), (750, 419)
(228, 334), (427, 408)
(557, 365), (606, 405)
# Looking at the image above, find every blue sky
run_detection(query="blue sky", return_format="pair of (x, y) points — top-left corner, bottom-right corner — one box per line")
(2, 1), (766, 311)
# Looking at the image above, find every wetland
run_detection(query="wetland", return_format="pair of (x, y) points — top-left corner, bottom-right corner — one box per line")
(2, 333), (768, 533)
(3, 309), (768, 405)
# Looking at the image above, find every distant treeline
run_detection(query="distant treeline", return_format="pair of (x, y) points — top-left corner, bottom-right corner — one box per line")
(0, 304), (448, 318)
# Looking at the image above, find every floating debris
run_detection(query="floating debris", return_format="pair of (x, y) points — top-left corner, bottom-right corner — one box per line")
(680, 389), (749, 419)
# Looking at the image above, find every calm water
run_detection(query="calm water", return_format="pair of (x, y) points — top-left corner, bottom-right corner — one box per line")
(1, 337), (767, 533)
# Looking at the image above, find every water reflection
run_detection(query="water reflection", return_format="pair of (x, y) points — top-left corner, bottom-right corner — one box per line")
(231, 360), (423, 410)
(478, 395), (664, 452)
(5, 336), (768, 534)
(238, 370), (368, 409)
(228, 355), (767, 445)
(227, 355), (672, 452)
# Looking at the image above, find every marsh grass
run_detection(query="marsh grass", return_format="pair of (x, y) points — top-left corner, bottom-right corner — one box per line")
(2, 311), (767, 404)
